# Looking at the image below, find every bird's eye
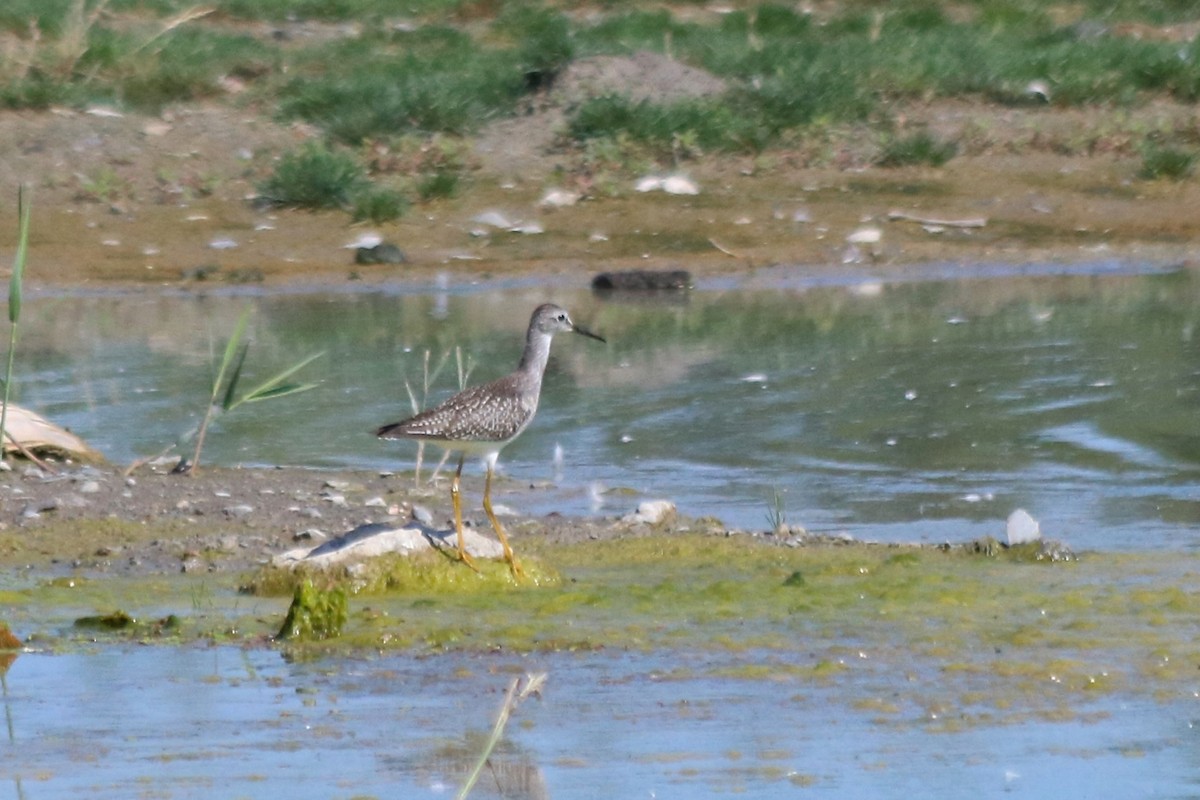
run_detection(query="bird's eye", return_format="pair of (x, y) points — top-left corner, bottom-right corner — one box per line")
(558, 313), (567, 321)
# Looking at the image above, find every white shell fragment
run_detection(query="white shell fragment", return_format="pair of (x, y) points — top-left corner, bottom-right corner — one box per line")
(85, 106), (123, 118)
(635, 176), (663, 192)
(846, 226), (882, 245)
(539, 188), (580, 208)
(344, 231), (383, 249)
(1025, 80), (1051, 102)
(661, 175), (700, 195)
(471, 209), (515, 229)
(635, 175), (700, 195)
(470, 210), (543, 234)
(1006, 508), (1041, 546)
(622, 500), (677, 526)
(887, 210), (987, 229)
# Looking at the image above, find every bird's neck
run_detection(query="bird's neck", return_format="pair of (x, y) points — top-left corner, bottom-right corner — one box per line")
(517, 330), (553, 377)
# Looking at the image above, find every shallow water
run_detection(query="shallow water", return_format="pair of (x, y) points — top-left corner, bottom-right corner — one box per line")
(15, 260), (1200, 550)
(3, 645), (1195, 799)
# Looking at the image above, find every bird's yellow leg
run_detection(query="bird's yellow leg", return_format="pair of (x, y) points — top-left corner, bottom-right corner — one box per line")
(450, 454), (480, 573)
(483, 462), (524, 580)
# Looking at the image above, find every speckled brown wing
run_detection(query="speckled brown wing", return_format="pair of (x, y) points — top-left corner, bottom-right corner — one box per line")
(375, 373), (538, 444)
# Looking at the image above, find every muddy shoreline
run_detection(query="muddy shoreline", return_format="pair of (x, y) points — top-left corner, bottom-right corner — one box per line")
(0, 460), (690, 577)
(5, 99), (1200, 292)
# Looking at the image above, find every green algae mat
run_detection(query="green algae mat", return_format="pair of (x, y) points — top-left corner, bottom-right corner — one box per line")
(6, 535), (1200, 720)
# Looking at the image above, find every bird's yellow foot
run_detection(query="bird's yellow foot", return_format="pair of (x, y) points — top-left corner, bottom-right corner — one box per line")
(505, 549), (525, 581)
(458, 549), (481, 573)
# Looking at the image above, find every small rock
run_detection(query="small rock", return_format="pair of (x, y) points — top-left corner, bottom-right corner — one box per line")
(511, 221), (544, 235)
(79, 481), (101, 494)
(472, 209), (515, 229)
(846, 226), (882, 245)
(22, 498), (60, 518)
(274, 521), (504, 567)
(223, 504), (254, 517)
(661, 176), (699, 195)
(1025, 79), (1051, 102)
(411, 504), (434, 525)
(294, 529), (326, 542)
(1006, 509), (1041, 545)
(635, 175), (700, 195)
(364, 496), (387, 508)
(592, 269), (691, 291)
(324, 480), (350, 491)
(297, 507), (323, 519)
(539, 188), (580, 208)
(635, 176), (663, 192)
(354, 243), (406, 265)
(623, 500), (677, 526)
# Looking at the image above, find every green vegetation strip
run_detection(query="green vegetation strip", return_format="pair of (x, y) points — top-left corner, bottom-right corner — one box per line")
(5, 3), (1200, 154)
(8, 536), (1199, 683)
(5, 1), (1198, 218)
(6, 534), (1200, 726)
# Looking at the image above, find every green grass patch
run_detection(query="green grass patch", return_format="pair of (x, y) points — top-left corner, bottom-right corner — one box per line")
(1139, 143), (1196, 180)
(877, 131), (958, 167)
(352, 186), (410, 222)
(416, 168), (461, 201)
(568, 94), (774, 154)
(6, 1), (1200, 158)
(276, 26), (526, 143)
(1, 9), (281, 112)
(496, 4), (574, 84)
(258, 141), (368, 210)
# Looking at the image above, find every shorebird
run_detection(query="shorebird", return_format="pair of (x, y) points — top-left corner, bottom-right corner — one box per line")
(376, 303), (605, 578)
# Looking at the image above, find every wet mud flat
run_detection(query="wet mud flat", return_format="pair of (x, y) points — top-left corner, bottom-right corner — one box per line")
(2, 465), (1199, 797)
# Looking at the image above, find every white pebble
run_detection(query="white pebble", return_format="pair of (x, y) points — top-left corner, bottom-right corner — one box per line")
(1006, 509), (1041, 545)
(623, 500), (676, 526)
(846, 227), (882, 245)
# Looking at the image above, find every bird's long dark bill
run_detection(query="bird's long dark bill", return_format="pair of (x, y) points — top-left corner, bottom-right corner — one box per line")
(573, 323), (606, 343)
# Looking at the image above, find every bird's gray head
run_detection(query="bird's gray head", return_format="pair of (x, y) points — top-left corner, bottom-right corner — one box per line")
(531, 303), (606, 342)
